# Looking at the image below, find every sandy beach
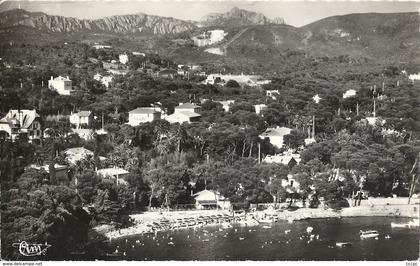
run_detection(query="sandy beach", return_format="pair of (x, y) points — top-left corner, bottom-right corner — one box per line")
(95, 203), (419, 240)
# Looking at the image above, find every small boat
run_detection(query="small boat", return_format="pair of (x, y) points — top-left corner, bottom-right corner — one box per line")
(221, 222), (233, 228)
(262, 225), (272, 229)
(284, 229), (291, 234)
(336, 242), (352, 248)
(258, 218), (274, 224)
(306, 226), (314, 234)
(360, 230), (379, 239)
(106, 252), (123, 257)
(391, 218), (419, 228)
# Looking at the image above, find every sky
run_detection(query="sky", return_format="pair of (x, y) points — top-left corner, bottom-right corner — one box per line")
(0, 1), (419, 27)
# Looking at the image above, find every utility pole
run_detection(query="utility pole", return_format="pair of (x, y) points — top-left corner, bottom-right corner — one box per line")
(312, 115), (315, 139)
(408, 152), (419, 204)
(373, 96), (376, 117)
(356, 102), (359, 116)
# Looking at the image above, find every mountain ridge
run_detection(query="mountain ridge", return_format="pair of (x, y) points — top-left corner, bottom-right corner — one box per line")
(0, 9), (197, 35)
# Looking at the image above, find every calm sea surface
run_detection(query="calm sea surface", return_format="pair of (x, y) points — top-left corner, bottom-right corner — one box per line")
(103, 217), (419, 261)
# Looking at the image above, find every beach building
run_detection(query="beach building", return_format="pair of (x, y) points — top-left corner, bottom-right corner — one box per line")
(96, 167), (129, 185)
(48, 76), (73, 95)
(259, 126), (292, 149)
(281, 174), (301, 193)
(0, 109), (42, 142)
(70, 111), (93, 129)
(193, 189), (231, 210)
(128, 107), (161, 126)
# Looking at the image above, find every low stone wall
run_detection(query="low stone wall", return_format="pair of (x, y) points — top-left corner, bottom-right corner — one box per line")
(359, 197), (419, 206)
(340, 204), (419, 218)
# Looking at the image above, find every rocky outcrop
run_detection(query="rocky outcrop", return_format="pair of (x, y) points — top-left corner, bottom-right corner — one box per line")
(201, 7), (285, 27)
(0, 9), (197, 35)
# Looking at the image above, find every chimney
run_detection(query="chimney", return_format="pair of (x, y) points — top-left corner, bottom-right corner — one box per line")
(50, 76), (53, 80)
(66, 76), (69, 80)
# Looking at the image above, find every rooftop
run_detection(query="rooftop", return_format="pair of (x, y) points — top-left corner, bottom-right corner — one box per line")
(176, 103), (200, 109)
(97, 167), (129, 177)
(129, 107), (161, 114)
(260, 127), (292, 137)
(2, 109), (40, 129)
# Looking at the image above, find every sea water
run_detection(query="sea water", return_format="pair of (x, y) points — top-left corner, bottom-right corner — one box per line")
(103, 217), (419, 261)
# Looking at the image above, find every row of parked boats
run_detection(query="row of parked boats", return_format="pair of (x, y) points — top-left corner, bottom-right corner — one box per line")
(146, 214), (241, 232)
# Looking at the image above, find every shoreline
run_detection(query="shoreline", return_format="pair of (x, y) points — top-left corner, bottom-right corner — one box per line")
(95, 204), (419, 240)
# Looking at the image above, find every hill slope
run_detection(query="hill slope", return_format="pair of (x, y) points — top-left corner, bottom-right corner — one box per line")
(302, 12), (420, 60)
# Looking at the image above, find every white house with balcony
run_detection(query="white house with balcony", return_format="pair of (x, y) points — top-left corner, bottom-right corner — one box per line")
(128, 107), (161, 126)
(48, 76), (73, 95)
(70, 111), (93, 129)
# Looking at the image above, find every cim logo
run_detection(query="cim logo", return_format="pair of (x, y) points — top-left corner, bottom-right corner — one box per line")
(12, 241), (51, 256)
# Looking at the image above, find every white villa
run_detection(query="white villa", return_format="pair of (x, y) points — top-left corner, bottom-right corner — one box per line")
(215, 100), (235, 112)
(164, 103), (201, 124)
(48, 76), (73, 95)
(119, 54), (129, 64)
(259, 126), (292, 149)
(254, 104), (268, 115)
(343, 89), (357, 99)
(263, 151), (301, 167)
(96, 167), (129, 185)
(64, 147), (106, 165)
(204, 74), (266, 87)
(94, 74), (113, 88)
(266, 90), (280, 100)
(70, 111), (93, 129)
(128, 107), (161, 126)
